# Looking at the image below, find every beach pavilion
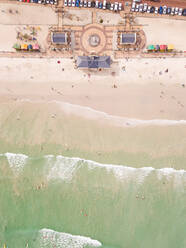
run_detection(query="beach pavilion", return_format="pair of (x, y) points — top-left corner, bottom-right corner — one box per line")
(77, 56), (111, 69)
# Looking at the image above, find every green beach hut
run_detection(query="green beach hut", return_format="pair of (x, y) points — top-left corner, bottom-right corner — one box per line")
(13, 43), (21, 51)
(147, 45), (155, 52)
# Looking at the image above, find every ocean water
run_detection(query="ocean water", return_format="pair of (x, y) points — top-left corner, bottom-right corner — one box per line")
(0, 153), (186, 248)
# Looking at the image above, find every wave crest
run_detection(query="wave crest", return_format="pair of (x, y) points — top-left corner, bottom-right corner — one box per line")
(38, 228), (102, 248)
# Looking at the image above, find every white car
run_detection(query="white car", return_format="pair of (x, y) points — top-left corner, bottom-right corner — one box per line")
(88, 1), (91, 7)
(64, 0), (67, 5)
(80, 0), (83, 7)
(139, 3), (143, 12)
(84, 0), (87, 7)
(103, 0), (106, 9)
(114, 2), (118, 11)
(96, 0), (99, 8)
(163, 5), (167, 14)
(147, 5), (151, 13)
(135, 4), (139, 12)
(155, 6), (158, 14)
(143, 3), (147, 12)
(178, 8), (183, 15)
(72, 0), (75, 6)
(175, 7), (179, 15)
(131, 2), (135, 11)
(68, 0), (71, 6)
(110, 3), (114, 10)
(118, 2), (122, 11)
(171, 7), (175, 15)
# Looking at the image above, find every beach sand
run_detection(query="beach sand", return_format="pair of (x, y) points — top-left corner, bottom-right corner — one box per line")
(0, 57), (186, 169)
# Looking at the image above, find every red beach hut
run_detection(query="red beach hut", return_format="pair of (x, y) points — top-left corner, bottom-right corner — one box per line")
(160, 45), (167, 52)
(33, 44), (40, 51)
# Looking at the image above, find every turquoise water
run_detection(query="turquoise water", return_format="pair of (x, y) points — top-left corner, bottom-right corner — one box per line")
(0, 153), (186, 248)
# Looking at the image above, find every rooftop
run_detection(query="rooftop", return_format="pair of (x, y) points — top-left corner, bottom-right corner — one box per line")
(77, 56), (111, 69)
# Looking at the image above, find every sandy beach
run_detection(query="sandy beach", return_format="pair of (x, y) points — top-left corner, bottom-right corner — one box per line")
(0, 57), (186, 169)
(0, 57), (186, 121)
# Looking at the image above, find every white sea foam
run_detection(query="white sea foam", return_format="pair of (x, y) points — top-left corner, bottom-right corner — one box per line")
(4, 152), (28, 174)
(38, 228), (102, 248)
(0, 152), (185, 188)
(44, 155), (186, 188)
(18, 98), (186, 127)
(45, 155), (81, 182)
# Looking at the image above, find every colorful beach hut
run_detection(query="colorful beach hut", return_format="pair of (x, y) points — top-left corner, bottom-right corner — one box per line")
(33, 44), (40, 51)
(28, 44), (33, 51)
(21, 44), (28, 51)
(147, 45), (155, 52)
(13, 43), (21, 51)
(167, 44), (174, 52)
(155, 45), (160, 52)
(160, 45), (167, 52)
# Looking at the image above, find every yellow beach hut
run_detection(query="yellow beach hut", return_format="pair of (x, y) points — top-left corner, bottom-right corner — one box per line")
(21, 44), (28, 51)
(167, 44), (174, 52)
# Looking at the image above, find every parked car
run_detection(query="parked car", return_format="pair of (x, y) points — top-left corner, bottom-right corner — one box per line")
(54, 0), (58, 5)
(158, 6), (163, 14)
(178, 8), (182, 15)
(103, 0), (106, 9)
(175, 7), (179, 15)
(166, 7), (171, 14)
(91, 1), (95, 7)
(75, 0), (80, 6)
(80, 0), (83, 7)
(110, 3), (114, 10)
(106, 2), (111, 9)
(135, 4), (139, 12)
(143, 3), (148, 12)
(171, 7), (175, 15)
(114, 2), (118, 11)
(84, 0), (87, 7)
(131, 2), (135, 12)
(38, 0), (42, 3)
(118, 2), (122, 11)
(68, 0), (71, 6)
(95, 0), (99, 8)
(182, 8), (186, 16)
(150, 6), (155, 13)
(99, 1), (103, 8)
(88, 1), (91, 7)
(134, 0), (141, 3)
(155, 6), (158, 14)
(147, 5), (151, 13)
(139, 4), (143, 12)
(72, 0), (75, 6)
(163, 5), (167, 14)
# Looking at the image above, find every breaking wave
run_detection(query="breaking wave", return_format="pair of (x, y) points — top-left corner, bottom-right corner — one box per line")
(45, 155), (186, 189)
(0, 153), (185, 189)
(38, 228), (102, 248)
(3, 152), (28, 174)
